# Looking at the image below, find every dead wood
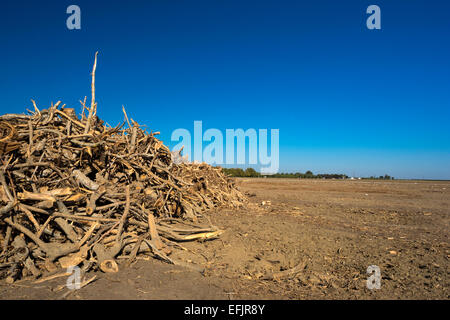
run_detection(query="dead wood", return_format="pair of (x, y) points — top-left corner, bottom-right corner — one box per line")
(0, 53), (246, 281)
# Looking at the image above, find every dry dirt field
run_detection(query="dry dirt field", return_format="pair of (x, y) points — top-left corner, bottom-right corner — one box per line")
(1, 178), (449, 300)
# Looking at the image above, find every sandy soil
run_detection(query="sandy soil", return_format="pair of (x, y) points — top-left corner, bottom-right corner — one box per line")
(1, 178), (448, 299)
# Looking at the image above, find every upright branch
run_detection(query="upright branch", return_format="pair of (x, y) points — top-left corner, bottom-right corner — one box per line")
(84, 51), (99, 134)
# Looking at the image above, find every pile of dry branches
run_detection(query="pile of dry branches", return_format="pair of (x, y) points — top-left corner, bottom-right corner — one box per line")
(0, 53), (245, 282)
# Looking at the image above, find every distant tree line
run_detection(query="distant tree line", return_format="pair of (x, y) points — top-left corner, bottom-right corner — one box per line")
(222, 168), (261, 177)
(363, 175), (394, 180)
(221, 168), (348, 179)
(221, 168), (394, 180)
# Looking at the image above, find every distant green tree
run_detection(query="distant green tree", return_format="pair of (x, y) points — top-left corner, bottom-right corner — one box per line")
(305, 170), (314, 178)
(244, 168), (259, 177)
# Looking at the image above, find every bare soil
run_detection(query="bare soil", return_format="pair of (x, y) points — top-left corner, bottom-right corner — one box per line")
(1, 178), (449, 299)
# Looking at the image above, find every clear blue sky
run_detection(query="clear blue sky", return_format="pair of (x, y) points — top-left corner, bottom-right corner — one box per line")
(1, 0), (449, 179)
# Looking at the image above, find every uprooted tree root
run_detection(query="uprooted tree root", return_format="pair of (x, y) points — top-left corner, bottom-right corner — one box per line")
(0, 52), (246, 282)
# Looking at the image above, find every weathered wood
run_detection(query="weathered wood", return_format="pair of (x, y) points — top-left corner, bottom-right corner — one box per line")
(0, 53), (246, 281)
